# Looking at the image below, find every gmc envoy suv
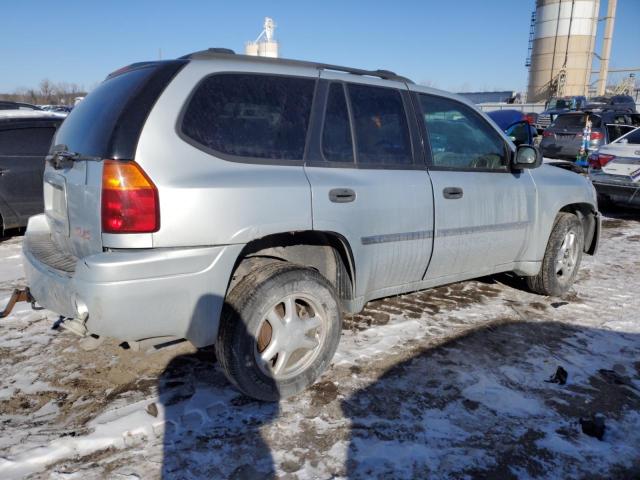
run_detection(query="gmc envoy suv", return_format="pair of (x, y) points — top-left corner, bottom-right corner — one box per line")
(22, 49), (600, 400)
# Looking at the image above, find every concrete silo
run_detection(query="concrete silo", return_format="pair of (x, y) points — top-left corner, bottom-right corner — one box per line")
(527, 0), (600, 103)
(245, 17), (279, 58)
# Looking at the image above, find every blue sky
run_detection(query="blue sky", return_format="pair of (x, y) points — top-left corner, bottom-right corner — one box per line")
(2, 0), (638, 93)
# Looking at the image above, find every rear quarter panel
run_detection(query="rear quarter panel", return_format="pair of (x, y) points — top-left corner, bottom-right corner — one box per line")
(129, 60), (316, 248)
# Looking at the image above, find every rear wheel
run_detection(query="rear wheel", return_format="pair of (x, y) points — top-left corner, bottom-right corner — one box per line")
(215, 261), (342, 401)
(526, 212), (584, 297)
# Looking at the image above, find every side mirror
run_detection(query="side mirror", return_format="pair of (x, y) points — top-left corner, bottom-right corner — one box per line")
(512, 144), (542, 170)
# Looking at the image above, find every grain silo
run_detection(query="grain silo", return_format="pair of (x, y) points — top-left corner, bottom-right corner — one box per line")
(526, 0), (600, 102)
(245, 17), (279, 58)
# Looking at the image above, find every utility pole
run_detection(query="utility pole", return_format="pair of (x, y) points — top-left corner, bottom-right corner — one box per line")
(597, 0), (617, 95)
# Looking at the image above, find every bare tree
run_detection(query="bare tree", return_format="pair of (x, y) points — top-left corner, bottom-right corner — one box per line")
(39, 79), (55, 103)
(0, 79), (87, 106)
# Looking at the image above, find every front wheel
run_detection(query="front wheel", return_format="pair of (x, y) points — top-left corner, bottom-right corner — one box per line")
(215, 261), (342, 401)
(526, 212), (584, 297)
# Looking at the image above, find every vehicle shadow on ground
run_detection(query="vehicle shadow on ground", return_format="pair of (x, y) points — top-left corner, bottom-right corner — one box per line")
(158, 298), (278, 479)
(600, 204), (640, 225)
(341, 319), (640, 479)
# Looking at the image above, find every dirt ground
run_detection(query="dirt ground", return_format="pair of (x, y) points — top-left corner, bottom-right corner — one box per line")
(0, 208), (639, 479)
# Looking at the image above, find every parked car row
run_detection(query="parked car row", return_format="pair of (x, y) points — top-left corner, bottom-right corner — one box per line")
(589, 126), (640, 209)
(540, 111), (640, 160)
(533, 95), (637, 134)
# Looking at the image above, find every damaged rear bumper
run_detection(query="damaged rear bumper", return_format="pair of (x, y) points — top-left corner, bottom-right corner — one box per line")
(22, 214), (243, 347)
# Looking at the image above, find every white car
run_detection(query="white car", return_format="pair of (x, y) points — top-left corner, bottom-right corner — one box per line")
(589, 127), (640, 208)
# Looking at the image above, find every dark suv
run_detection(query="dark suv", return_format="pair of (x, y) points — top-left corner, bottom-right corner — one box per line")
(0, 112), (62, 231)
(585, 95), (637, 113)
(540, 111), (640, 160)
(533, 96), (587, 133)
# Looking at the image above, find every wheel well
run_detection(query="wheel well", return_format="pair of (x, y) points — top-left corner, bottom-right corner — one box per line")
(559, 203), (598, 255)
(229, 231), (356, 311)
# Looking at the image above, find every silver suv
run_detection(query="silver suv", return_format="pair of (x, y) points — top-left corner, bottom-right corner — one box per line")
(22, 49), (600, 400)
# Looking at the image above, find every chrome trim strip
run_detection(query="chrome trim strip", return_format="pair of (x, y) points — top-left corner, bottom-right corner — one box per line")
(436, 221), (530, 238)
(361, 230), (433, 245)
(361, 221), (530, 246)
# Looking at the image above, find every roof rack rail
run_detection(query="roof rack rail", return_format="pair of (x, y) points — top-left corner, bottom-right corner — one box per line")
(180, 48), (236, 59)
(178, 48), (414, 84)
(315, 64), (413, 83)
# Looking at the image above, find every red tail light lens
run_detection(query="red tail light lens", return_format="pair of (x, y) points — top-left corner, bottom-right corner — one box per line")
(543, 130), (554, 137)
(590, 131), (604, 141)
(101, 160), (159, 233)
(524, 114), (536, 125)
(588, 153), (615, 169)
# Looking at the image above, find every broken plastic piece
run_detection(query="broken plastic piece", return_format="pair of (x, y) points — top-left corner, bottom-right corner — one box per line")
(0, 288), (35, 318)
(580, 414), (605, 440)
(546, 366), (568, 385)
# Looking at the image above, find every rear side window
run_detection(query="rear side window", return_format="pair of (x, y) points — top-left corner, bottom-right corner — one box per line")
(322, 83), (353, 163)
(0, 127), (56, 155)
(181, 74), (315, 161)
(553, 114), (601, 128)
(347, 84), (412, 166)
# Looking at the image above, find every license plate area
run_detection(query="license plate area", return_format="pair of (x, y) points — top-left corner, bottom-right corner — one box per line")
(44, 172), (69, 235)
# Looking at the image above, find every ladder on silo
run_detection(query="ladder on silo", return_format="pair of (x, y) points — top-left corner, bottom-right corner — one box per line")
(525, 10), (536, 68)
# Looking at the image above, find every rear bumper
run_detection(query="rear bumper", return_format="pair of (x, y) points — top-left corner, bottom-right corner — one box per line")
(23, 214), (243, 347)
(540, 141), (580, 160)
(592, 178), (640, 207)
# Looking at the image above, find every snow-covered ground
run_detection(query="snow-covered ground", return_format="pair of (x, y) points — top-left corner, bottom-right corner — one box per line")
(0, 211), (639, 479)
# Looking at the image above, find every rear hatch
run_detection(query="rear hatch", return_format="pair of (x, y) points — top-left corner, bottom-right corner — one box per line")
(548, 114), (602, 144)
(44, 60), (186, 259)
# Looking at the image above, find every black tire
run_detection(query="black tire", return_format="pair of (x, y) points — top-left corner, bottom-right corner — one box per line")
(215, 261), (342, 401)
(526, 212), (584, 297)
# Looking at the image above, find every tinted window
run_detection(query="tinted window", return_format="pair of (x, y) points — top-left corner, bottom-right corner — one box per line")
(553, 114), (601, 129)
(347, 84), (412, 166)
(419, 94), (506, 170)
(322, 83), (353, 163)
(0, 128), (56, 155)
(621, 128), (640, 144)
(182, 74), (315, 161)
(55, 67), (156, 157)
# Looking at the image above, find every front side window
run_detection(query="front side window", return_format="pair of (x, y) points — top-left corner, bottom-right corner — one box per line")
(322, 83), (353, 163)
(418, 94), (507, 170)
(347, 84), (412, 166)
(181, 74), (315, 161)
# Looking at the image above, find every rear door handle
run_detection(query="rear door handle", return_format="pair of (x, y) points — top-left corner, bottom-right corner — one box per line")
(443, 187), (463, 199)
(329, 188), (356, 203)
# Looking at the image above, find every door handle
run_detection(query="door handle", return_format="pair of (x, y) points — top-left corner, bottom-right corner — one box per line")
(329, 188), (356, 203)
(443, 187), (463, 199)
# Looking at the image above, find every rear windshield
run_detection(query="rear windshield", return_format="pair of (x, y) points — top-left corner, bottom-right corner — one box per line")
(553, 114), (601, 129)
(54, 67), (154, 157)
(53, 61), (185, 159)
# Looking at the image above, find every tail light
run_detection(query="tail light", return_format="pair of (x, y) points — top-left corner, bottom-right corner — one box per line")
(524, 114), (536, 125)
(590, 131), (604, 141)
(588, 153), (615, 169)
(101, 160), (159, 233)
(543, 130), (554, 137)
